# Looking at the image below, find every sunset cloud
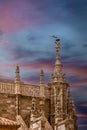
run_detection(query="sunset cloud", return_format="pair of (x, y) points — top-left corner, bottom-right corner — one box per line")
(0, 0), (42, 32)
(0, 0), (87, 129)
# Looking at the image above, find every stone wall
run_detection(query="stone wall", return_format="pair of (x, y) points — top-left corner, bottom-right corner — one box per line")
(0, 80), (51, 126)
(20, 96), (50, 126)
(0, 93), (16, 121)
(20, 95), (31, 120)
(45, 99), (51, 121)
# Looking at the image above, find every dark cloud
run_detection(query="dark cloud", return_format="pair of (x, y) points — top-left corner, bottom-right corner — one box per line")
(62, 43), (72, 50)
(9, 45), (45, 61)
(68, 76), (87, 84)
(29, 0), (87, 26)
(27, 35), (45, 44)
(27, 35), (38, 42)
(77, 101), (87, 117)
(22, 73), (40, 84)
(7, 42), (55, 64)
(35, 56), (55, 64)
(83, 43), (87, 47)
(12, 46), (36, 59)
(22, 69), (51, 84)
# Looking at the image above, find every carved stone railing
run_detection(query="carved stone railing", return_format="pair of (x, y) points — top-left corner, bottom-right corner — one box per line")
(0, 80), (50, 99)
(21, 84), (50, 99)
(0, 81), (15, 94)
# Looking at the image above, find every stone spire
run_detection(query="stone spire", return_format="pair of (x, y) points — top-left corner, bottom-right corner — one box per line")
(39, 69), (45, 112)
(15, 65), (21, 115)
(15, 65), (20, 83)
(40, 69), (44, 85)
(54, 38), (62, 75)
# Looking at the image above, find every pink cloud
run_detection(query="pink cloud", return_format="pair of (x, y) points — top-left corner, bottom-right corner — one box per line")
(0, 1), (41, 32)
(70, 81), (87, 90)
(0, 72), (12, 79)
(62, 65), (87, 90)
(80, 103), (87, 107)
(20, 62), (53, 74)
(78, 124), (87, 127)
(0, 64), (16, 70)
(0, 39), (10, 45)
(63, 65), (87, 78)
(77, 113), (87, 118)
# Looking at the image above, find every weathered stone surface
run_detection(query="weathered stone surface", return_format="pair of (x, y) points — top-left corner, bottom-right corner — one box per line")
(0, 93), (16, 121)
(0, 87), (50, 124)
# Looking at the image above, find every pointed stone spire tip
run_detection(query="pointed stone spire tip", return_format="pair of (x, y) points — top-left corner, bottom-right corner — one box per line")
(40, 69), (44, 84)
(16, 65), (20, 73)
(40, 69), (44, 75)
(55, 38), (61, 52)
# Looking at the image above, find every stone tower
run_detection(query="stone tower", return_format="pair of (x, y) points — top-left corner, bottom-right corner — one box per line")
(0, 38), (78, 130)
(49, 38), (77, 130)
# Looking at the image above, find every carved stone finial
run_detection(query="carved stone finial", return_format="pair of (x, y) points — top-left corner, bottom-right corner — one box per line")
(16, 65), (20, 73)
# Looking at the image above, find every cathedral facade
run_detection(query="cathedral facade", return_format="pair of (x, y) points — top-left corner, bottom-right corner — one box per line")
(0, 39), (77, 130)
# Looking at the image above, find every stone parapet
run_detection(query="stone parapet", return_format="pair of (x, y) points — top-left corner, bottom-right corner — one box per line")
(0, 81), (15, 94)
(0, 80), (50, 99)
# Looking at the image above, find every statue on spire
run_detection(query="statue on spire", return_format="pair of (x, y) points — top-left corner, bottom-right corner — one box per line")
(52, 36), (62, 76)
(51, 35), (60, 53)
(55, 38), (60, 53)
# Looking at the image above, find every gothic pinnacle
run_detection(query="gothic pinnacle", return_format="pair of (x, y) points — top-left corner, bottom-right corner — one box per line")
(40, 69), (44, 85)
(55, 39), (61, 64)
(15, 65), (20, 83)
(39, 69), (45, 98)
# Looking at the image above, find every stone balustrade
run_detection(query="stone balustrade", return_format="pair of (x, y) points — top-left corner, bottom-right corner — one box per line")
(0, 81), (50, 99)
(0, 82), (15, 94)
(21, 84), (50, 99)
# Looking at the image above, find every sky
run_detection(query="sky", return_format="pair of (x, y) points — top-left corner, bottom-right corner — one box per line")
(0, 0), (87, 129)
